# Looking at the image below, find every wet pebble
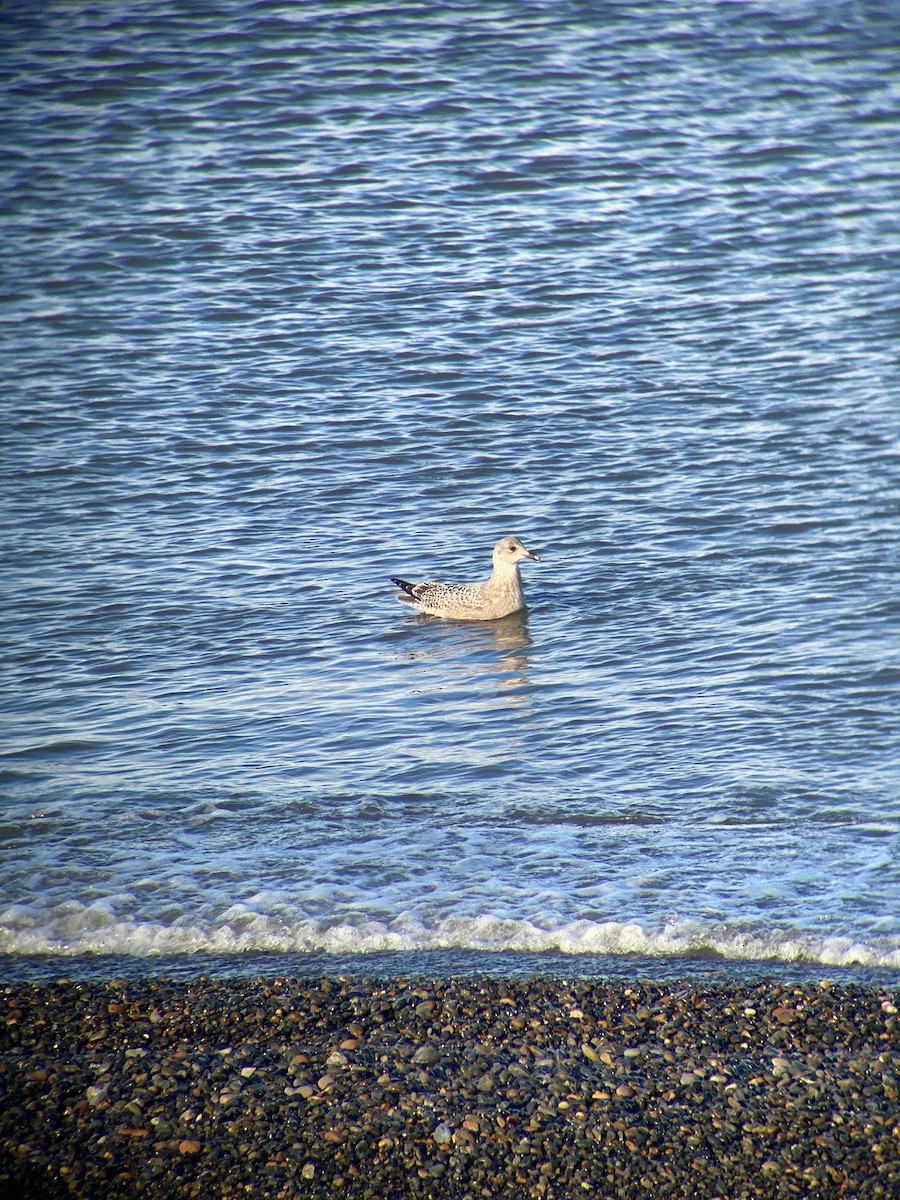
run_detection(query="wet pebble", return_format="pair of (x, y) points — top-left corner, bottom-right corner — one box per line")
(1, 976), (897, 1198)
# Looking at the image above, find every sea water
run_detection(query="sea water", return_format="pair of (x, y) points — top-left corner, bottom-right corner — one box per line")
(2, 0), (898, 984)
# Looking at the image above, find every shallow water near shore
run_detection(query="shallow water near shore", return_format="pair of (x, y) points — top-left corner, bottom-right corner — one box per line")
(2, 1), (899, 979)
(0, 951), (898, 990)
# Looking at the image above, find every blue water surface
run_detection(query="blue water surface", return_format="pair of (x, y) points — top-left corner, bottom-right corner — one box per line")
(1, 0), (898, 980)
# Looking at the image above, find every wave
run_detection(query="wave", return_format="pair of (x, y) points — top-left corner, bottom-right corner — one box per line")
(2, 902), (898, 969)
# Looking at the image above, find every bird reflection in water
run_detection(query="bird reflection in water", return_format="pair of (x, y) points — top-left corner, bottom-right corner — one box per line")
(405, 609), (533, 690)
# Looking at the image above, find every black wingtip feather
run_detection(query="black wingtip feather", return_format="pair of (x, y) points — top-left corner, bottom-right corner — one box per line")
(391, 577), (417, 597)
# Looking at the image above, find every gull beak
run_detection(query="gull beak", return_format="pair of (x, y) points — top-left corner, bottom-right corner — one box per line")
(526, 549), (540, 561)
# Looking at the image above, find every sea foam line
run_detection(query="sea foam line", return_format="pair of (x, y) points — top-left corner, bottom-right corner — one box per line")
(1, 904), (898, 968)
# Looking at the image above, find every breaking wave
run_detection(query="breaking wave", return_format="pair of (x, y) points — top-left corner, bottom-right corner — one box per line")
(1, 902), (897, 969)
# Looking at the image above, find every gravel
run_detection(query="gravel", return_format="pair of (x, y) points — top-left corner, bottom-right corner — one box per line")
(1, 975), (898, 1198)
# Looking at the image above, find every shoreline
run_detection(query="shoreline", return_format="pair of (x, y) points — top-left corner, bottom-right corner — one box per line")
(3, 949), (897, 989)
(2, 975), (898, 1198)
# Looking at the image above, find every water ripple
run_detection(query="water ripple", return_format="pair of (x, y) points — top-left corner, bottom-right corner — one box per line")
(2, 0), (898, 976)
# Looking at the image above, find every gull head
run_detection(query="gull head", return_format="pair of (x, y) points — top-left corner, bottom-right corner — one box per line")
(493, 535), (540, 566)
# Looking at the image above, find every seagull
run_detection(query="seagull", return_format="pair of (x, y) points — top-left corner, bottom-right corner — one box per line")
(391, 536), (540, 620)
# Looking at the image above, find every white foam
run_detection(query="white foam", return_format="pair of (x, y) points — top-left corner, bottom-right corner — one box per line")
(1, 902), (898, 969)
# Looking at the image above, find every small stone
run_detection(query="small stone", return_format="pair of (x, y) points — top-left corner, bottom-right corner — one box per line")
(301, 1163), (315, 1180)
(85, 1084), (108, 1107)
(326, 1050), (348, 1067)
(476, 1072), (495, 1092)
(615, 1084), (634, 1098)
(433, 1122), (452, 1145)
(581, 1043), (600, 1063)
(178, 1140), (201, 1155)
(412, 1045), (438, 1065)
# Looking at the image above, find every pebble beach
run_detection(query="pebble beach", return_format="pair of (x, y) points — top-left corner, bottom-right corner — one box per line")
(2, 976), (898, 1199)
